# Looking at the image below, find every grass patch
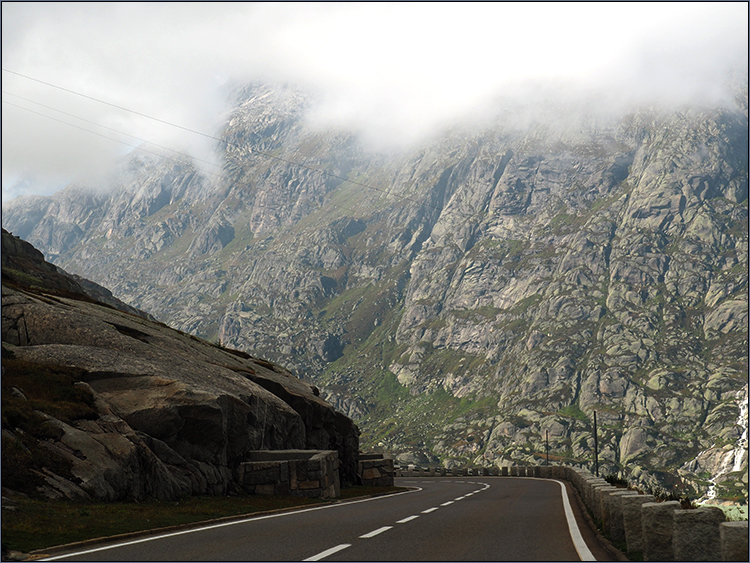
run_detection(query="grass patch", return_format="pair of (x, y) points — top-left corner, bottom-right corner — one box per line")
(2, 486), (407, 554)
(558, 404), (589, 422)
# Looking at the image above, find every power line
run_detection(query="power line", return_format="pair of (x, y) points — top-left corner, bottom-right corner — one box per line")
(2, 97), (365, 217)
(2, 90), (225, 174)
(2, 67), (480, 221)
(2, 99), (226, 182)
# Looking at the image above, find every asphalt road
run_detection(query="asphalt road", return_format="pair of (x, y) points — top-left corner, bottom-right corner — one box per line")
(42, 477), (610, 561)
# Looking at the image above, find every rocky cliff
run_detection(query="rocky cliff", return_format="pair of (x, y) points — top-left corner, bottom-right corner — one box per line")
(1, 228), (359, 500)
(3, 80), (747, 500)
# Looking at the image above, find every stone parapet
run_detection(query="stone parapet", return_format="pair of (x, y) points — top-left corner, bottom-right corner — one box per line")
(642, 500), (681, 561)
(238, 450), (339, 498)
(672, 506), (725, 562)
(720, 521), (749, 561)
(607, 491), (638, 547)
(358, 456), (394, 487)
(592, 485), (617, 525)
(621, 493), (655, 555)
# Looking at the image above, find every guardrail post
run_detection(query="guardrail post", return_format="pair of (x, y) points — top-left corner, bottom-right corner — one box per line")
(593, 485), (617, 526)
(621, 494), (655, 556)
(672, 506), (725, 561)
(641, 500), (680, 561)
(607, 491), (638, 546)
(720, 521), (749, 561)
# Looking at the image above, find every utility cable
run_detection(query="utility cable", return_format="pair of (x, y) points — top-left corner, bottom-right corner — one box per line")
(2, 90), (225, 175)
(2, 97), (357, 216)
(2, 99), (226, 182)
(2, 67), (481, 221)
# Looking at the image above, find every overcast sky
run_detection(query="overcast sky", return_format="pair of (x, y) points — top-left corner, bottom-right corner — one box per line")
(2, 2), (747, 201)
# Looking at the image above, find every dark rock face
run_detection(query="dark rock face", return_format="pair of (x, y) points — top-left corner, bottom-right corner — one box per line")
(2, 80), (747, 497)
(1, 230), (359, 501)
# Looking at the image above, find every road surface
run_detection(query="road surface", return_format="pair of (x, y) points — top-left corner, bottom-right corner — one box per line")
(42, 477), (611, 561)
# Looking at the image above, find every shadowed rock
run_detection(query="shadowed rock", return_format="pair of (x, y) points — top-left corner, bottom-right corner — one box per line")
(1, 229), (358, 500)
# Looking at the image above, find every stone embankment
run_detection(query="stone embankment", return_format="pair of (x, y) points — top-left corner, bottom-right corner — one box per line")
(396, 464), (748, 561)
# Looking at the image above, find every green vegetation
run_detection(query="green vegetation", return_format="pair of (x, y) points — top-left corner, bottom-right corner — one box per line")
(603, 473), (629, 488)
(713, 504), (749, 521)
(1, 486), (407, 554)
(450, 305), (501, 322)
(558, 404), (589, 422)
(508, 294), (543, 314)
(1, 267), (45, 289)
(549, 209), (580, 233)
(354, 363), (499, 455)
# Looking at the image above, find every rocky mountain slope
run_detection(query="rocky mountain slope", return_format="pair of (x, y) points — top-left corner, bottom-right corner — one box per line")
(3, 81), (748, 500)
(1, 228), (359, 500)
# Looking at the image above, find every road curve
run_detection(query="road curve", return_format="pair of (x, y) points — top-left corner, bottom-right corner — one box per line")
(41, 477), (609, 561)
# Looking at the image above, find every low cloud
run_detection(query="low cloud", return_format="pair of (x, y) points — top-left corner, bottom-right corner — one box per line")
(2, 2), (747, 199)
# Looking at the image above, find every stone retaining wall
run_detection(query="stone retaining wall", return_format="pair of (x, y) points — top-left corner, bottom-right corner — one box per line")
(358, 455), (395, 487)
(393, 463), (748, 561)
(237, 450), (340, 498)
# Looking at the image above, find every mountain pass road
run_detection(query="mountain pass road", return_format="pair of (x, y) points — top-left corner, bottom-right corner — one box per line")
(41, 477), (614, 561)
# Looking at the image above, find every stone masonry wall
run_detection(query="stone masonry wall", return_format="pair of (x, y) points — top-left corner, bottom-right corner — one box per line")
(358, 455), (394, 487)
(237, 450), (340, 499)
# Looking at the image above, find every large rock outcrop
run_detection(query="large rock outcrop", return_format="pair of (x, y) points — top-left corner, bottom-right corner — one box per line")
(1, 229), (359, 500)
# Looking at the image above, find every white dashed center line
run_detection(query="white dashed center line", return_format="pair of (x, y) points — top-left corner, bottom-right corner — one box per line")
(360, 526), (392, 539)
(303, 543), (351, 561)
(396, 515), (420, 524)
(308, 482), (492, 561)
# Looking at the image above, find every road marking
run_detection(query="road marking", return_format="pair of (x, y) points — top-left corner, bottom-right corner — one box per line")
(440, 501), (454, 506)
(455, 496), (466, 500)
(421, 507), (439, 513)
(396, 515), (420, 524)
(551, 479), (596, 561)
(360, 526), (392, 538)
(303, 544), (351, 561)
(39, 488), (422, 561)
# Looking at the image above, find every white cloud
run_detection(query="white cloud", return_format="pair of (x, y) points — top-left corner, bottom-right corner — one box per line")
(2, 2), (747, 199)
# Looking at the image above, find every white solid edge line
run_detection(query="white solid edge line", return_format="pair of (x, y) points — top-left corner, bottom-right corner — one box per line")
(303, 543), (352, 561)
(552, 478), (597, 561)
(359, 526), (393, 539)
(39, 488), (423, 561)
